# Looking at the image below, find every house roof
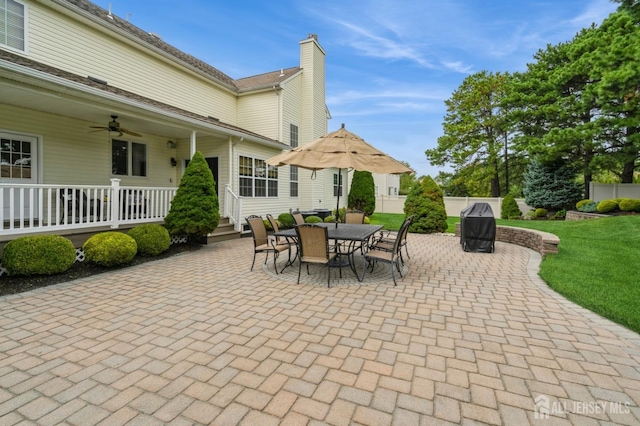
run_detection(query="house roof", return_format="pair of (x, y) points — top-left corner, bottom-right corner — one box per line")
(58, 0), (300, 94)
(60, 0), (239, 90)
(235, 67), (301, 92)
(0, 49), (286, 146)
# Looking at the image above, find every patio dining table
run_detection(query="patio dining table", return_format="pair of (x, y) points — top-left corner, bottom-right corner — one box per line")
(274, 223), (383, 281)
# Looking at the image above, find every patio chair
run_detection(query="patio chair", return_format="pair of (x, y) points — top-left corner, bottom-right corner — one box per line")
(295, 224), (342, 288)
(292, 211), (305, 226)
(373, 215), (414, 264)
(60, 188), (101, 223)
(364, 216), (412, 286)
(344, 210), (365, 224)
(267, 214), (297, 271)
(246, 215), (290, 274)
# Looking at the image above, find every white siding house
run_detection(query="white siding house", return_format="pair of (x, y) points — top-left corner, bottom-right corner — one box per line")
(0, 0), (338, 239)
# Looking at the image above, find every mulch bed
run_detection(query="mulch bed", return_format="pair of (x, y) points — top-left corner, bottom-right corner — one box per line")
(0, 243), (202, 297)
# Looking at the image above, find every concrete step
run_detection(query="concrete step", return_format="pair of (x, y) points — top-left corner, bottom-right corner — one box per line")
(207, 217), (241, 243)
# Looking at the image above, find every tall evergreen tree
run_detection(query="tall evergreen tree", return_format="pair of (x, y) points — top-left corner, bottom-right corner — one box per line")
(164, 151), (220, 241)
(403, 176), (448, 234)
(523, 159), (582, 211)
(348, 170), (375, 216)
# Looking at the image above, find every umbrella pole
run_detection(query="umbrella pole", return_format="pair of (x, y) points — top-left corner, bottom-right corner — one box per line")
(336, 168), (341, 228)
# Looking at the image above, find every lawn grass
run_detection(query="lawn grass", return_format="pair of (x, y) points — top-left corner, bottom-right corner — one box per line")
(371, 212), (640, 334)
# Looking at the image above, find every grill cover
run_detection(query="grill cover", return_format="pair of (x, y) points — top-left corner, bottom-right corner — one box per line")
(460, 202), (496, 253)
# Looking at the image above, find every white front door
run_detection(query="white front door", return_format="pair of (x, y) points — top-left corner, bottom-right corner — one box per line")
(1, 132), (39, 219)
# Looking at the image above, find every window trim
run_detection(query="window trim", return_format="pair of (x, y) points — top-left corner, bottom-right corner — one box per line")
(289, 165), (298, 197)
(0, 0), (29, 54)
(239, 155), (278, 198)
(111, 139), (148, 178)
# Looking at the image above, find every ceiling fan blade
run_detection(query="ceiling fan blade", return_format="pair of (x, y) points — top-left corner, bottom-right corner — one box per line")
(121, 128), (142, 137)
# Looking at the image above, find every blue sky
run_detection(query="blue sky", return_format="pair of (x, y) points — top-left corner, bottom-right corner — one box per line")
(100, 0), (618, 177)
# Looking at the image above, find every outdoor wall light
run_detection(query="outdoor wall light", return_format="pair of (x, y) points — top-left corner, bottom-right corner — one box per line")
(166, 141), (177, 149)
(171, 157), (177, 167)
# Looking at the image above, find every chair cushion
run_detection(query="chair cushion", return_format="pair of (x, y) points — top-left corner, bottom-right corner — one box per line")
(365, 249), (393, 262)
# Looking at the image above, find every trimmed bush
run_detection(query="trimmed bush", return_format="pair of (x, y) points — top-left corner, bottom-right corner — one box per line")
(305, 215), (323, 223)
(581, 201), (598, 213)
(278, 213), (294, 228)
(164, 151), (220, 241)
(619, 198), (640, 212)
(324, 215), (336, 223)
(501, 194), (522, 219)
(597, 199), (618, 213)
(404, 176), (448, 233)
(554, 209), (567, 220)
(127, 224), (170, 257)
(2, 235), (76, 276)
(83, 232), (137, 267)
(576, 199), (592, 211)
(363, 216), (370, 224)
(348, 170), (375, 216)
(333, 207), (347, 223)
(263, 219), (273, 231)
(523, 210), (536, 220)
(535, 208), (548, 218)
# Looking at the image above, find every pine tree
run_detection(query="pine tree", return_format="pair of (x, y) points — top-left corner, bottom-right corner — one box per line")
(348, 170), (375, 216)
(164, 151), (220, 241)
(523, 159), (582, 211)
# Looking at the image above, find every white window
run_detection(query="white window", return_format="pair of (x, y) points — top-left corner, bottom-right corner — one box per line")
(0, 0), (27, 52)
(290, 165), (298, 197)
(333, 173), (342, 197)
(112, 139), (147, 177)
(290, 124), (298, 147)
(239, 155), (278, 197)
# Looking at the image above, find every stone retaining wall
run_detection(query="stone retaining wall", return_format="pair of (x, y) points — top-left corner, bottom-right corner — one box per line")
(455, 224), (559, 255)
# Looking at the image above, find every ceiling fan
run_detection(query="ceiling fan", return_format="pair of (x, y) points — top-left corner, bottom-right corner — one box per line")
(89, 115), (142, 137)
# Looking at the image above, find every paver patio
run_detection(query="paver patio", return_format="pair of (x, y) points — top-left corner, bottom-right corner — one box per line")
(1, 233), (640, 425)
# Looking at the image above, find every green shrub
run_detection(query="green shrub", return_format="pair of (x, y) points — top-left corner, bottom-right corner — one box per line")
(363, 216), (370, 224)
(523, 159), (582, 210)
(263, 219), (273, 231)
(581, 201), (598, 213)
(278, 213), (294, 228)
(597, 199), (618, 213)
(164, 151), (220, 242)
(523, 210), (536, 220)
(554, 209), (567, 220)
(2, 235), (76, 276)
(127, 224), (170, 257)
(403, 176), (448, 234)
(324, 215), (336, 223)
(535, 208), (548, 218)
(305, 215), (323, 223)
(83, 232), (137, 267)
(619, 198), (640, 212)
(501, 194), (522, 219)
(348, 171), (375, 216)
(333, 207), (347, 223)
(576, 199), (592, 211)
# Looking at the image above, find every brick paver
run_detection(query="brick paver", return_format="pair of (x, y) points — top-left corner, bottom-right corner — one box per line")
(1, 233), (640, 424)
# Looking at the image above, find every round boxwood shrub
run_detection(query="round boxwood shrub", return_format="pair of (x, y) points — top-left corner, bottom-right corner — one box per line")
(535, 208), (548, 218)
(127, 224), (170, 257)
(83, 232), (137, 267)
(324, 215), (336, 223)
(619, 198), (640, 212)
(596, 199), (618, 213)
(305, 215), (323, 223)
(278, 213), (294, 228)
(2, 235), (76, 276)
(501, 194), (522, 219)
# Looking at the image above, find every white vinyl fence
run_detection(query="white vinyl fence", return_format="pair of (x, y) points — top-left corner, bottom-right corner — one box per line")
(589, 182), (640, 201)
(375, 195), (533, 217)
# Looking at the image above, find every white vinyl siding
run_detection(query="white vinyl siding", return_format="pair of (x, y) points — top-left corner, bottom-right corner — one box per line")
(237, 91), (279, 140)
(27, 3), (237, 123)
(0, 0), (26, 52)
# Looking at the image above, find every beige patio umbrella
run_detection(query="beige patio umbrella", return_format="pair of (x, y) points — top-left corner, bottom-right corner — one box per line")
(266, 124), (412, 221)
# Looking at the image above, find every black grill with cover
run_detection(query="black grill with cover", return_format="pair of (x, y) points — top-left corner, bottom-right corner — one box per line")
(460, 202), (496, 253)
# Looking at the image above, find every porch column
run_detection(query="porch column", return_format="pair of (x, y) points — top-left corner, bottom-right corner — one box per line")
(190, 131), (197, 158)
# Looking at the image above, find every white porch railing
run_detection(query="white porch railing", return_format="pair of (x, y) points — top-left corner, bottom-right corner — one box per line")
(224, 184), (242, 231)
(0, 179), (177, 237)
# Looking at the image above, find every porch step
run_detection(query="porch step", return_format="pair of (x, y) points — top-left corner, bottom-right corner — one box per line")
(207, 217), (241, 244)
